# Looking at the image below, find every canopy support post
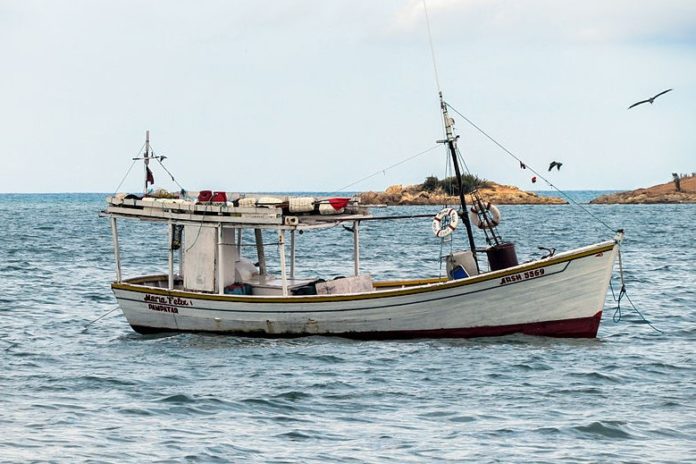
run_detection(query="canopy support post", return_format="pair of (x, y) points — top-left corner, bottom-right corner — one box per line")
(290, 229), (296, 279)
(167, 222), (174, 290)
(110, 216), (122, 283)
(278, 230), (288, 296)
(179, 241), (184, 279)
(217, 224), (225, 295)
(353, 220), (360, 276)
(255, 229), (266, 276)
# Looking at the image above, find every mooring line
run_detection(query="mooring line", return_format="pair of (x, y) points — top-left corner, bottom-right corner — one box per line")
(83, 305), (120, 329)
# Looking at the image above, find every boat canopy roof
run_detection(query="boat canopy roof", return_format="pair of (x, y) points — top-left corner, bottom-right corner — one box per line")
(103, 193), (372, 230)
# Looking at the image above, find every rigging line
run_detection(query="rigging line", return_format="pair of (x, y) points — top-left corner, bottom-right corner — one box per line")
(421, 0), (441, 93)
(148, 145), (187, 192)
(113, 159), (138, 195)
(184, 208), (209, 253)
(444, 148), (452, 207)
(112, 141), (147, 194)
(336, 145), (440, 192)
(446, 103), (616, 233)
(154, 154), (186, 192)
(455, 147), (472, 175)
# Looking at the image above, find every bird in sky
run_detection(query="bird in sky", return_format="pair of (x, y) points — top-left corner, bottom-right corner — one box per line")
(548, 161), (563, 171)
(628, 89), (673, 109)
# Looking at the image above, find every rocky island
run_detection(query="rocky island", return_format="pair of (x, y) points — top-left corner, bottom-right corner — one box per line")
(590, 174), (696, 204)
(360, 175), (566, 206)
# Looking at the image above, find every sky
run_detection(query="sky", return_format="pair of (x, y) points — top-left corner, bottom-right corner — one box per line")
(1, 0), (695, 193)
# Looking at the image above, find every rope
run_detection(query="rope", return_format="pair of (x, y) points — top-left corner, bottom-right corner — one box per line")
(184, 214), (208, 252)
(83, 305), (120, 329)
(336, 145), (440, 192)
(112, 140), (187, 196)
(445, 103), (616, 233)
(112, 159), (138, 195)
(113, 138), (146, 194)
(154, 153), (186, 193)
(610, 282), (662, 333)
(610, 248), (662, 333)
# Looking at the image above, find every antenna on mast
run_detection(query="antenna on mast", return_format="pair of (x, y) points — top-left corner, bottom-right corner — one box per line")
(422, 0), (441, 94)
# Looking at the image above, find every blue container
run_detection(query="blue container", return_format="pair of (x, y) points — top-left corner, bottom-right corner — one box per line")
(450, 265), (468, 280)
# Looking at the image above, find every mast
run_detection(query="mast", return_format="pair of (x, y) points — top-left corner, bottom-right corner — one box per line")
(144, 130), (150, 195)
(437, 92), (479, 272)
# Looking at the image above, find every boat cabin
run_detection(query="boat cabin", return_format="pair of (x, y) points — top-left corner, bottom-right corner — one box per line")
(104, 192), (390, 297)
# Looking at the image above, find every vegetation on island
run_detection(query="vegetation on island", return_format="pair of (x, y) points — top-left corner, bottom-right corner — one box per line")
(420, 174), (491, 196)
(359, 174), (565, 205)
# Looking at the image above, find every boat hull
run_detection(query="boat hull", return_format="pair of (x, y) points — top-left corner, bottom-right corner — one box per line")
(112, 241), (618, 339)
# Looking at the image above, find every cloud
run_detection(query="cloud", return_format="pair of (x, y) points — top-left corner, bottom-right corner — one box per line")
(391, 0), (696, 45)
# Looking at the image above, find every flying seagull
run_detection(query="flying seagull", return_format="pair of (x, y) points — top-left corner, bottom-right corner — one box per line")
(628, 89), (673, 109)
(548, 161), (562, 172)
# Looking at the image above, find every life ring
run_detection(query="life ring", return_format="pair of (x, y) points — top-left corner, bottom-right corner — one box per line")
(432, 208), (459, 238)
(469, 202), (501, 229)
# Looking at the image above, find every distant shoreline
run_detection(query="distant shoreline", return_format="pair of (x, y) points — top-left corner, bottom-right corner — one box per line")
(590, 175), (696, 204)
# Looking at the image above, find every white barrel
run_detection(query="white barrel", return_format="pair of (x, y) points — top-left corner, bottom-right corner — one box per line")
(319, 203), (343, 215)
(238, 197), (257, 208)
(289, 197), (315, 213)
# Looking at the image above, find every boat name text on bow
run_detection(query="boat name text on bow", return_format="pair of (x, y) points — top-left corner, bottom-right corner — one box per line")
(499, 268), (545, 285)
(144, 294), (193, 313)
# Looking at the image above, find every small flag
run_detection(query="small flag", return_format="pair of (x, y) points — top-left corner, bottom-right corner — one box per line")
(146, 167), (154, 186)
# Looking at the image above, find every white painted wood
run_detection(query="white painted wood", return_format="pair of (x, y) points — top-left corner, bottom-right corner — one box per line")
(114, 241), (619, 337)
(178, 238), (184, 278)
(183, 225), (216, 292)
(221, 227), (237, 289)
(167, 222), (174, 290)
(217, 225), (224, 295)
(278, 230), (288, 297)
(316, 275), (372, 295)
(105, 204), (282, 225)
(290, 230), (296, 279)
(353, 221), (360, 276)
(110, 217), (122, 282)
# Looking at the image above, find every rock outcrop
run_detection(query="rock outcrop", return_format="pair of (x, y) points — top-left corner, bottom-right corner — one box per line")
(590, 175), (696, 204)
(360, 183), (566, 206)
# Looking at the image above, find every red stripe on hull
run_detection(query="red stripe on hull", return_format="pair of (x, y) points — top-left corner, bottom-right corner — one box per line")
(130, 311), (603, 339)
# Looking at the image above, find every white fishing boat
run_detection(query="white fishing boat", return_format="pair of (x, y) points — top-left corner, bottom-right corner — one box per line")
(103, 93), (623, 339)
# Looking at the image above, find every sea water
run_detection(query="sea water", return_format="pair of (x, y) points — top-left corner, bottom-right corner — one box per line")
(0, 193), (694, 463)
